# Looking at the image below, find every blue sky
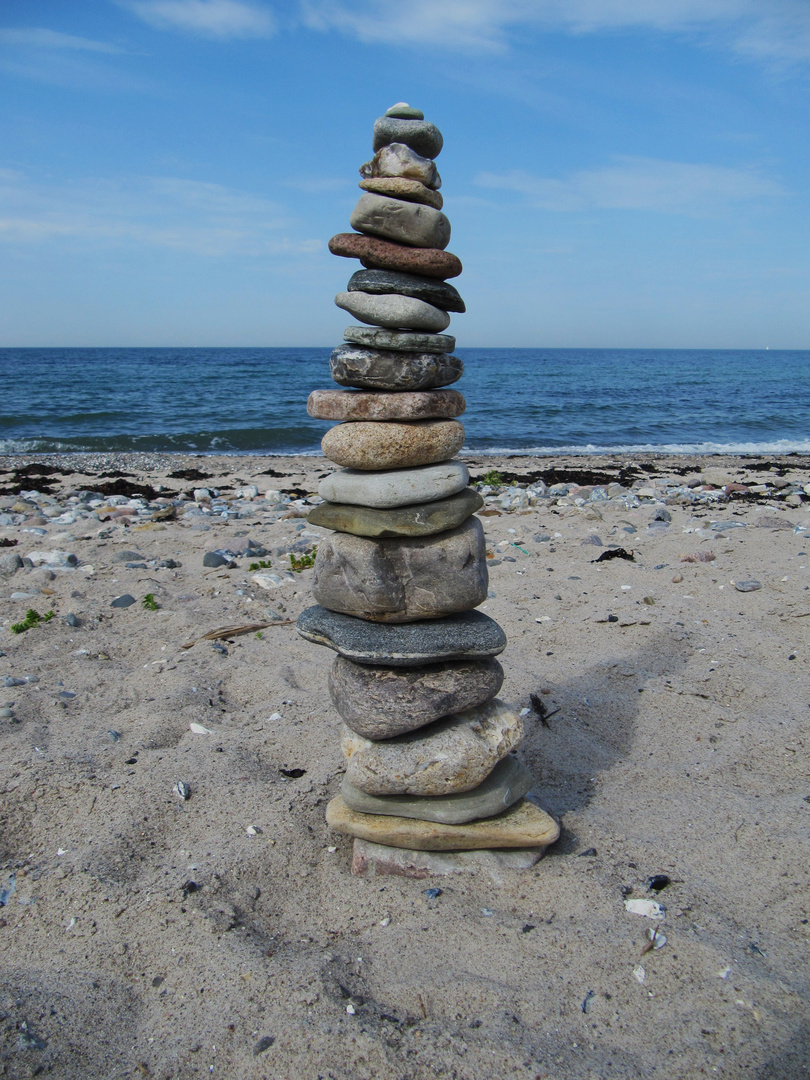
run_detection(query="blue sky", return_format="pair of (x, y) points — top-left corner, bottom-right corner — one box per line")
(1, 0), (808, 347)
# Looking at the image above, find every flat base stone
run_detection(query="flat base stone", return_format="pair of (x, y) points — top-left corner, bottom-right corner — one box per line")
(308, 488), (483, 539)
(341, 755), (534, 824)
(296, 606), (506, 666)
(351, 838), (549, 878)
(327, 796), (560, 851)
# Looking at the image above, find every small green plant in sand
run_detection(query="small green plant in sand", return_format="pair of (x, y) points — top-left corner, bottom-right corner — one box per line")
(11, 608), (55, 634)
(248, 559), (273, 571)
(255, 631), (264, 640)
(142, 593), (160, 611)
(481, 470), (504, 486)
(289, 549), (316, 572)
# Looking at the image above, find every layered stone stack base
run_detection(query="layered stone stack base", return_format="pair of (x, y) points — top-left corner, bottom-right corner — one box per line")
(297, 103), (559, 875)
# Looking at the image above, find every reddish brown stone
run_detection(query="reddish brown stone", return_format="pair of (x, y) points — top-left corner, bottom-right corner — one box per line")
(329, 233), (462, 280)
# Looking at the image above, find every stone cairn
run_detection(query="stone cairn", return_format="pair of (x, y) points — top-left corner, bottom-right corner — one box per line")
(297, 104), (559, 875)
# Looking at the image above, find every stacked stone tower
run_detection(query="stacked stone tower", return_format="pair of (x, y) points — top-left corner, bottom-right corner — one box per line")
(297, 104), (559, 873)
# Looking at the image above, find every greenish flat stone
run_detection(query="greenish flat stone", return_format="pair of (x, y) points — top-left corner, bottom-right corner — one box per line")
(384, 103), (425, 120)
(341, 755), (534, 825)
(308, 488), (483, 538)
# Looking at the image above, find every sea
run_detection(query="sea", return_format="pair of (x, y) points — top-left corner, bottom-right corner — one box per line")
(1, 347), (809, 458)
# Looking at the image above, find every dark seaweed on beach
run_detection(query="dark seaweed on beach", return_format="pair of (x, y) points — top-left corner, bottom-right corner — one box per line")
(593, 547), (635, 563)
(167, 467), (214, 481)
(80, 477), (171, 500)
(469, 464), (654, 488)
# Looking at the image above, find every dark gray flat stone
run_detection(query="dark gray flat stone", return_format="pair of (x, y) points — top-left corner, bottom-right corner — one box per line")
(343, 326), (455, 353)
(296, 606), (507, 666)
(373, 117), (443, 159)
(341, 755), (534, 824)
(348, 269), (465, 313)
(308, 487), (483, 538)
(331, 344), (462, 392)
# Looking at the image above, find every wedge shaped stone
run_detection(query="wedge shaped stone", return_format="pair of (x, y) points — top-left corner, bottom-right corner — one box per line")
(321, 419), (464, 471)
(312, 516), (487, 623)
(308, 487), (483, 539)
(318, 461), (470, 509)
(348, 269), (465, 313)
(341, 698), (523, 796)
(329, 233), (462, 279)
(307, 388), (465, 422)
(359, 177), (443, 209)
(295, 607), (507, 666)
(350, 193), (451, 250)
(327, 796), (559, 852)
(330, 345), (462, 391)
(359, 143), (441, 189)
(341, 755), (534, 824)
(329, 654), (503, 738)
(335, 291), (451, 333)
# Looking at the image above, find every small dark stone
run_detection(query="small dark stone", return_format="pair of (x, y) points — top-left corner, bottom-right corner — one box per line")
(647, 874), (671, 892)
(110, 594), (136, 608)
(203, 551), (232, 568)
(64, 612), (80, 627)
(253, 1036), (275, 1056)
(159, 558), (181, 568)
(578, 847), (598, 858)
(181, 880), (199, 897)
(521, 923), (535, 933)
(607, 614), (619, 623)
(651, 508), (672, 522)
(280, 767), (306, 779)
(424, 888), (443, 899)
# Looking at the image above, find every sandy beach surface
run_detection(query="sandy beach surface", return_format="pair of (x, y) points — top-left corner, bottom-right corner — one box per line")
(1, 450), (808, 1080)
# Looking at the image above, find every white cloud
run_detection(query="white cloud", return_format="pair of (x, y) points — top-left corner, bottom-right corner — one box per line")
(476, 157), (784, 215)
(0, 171), (318, 257)
(0, 27), (122, 53)
(300, 0), (810, 60)
(126, 0), (276, 38)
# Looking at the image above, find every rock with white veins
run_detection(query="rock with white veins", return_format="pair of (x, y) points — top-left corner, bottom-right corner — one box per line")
(341, 698), (524, 796)
(360, 143), (441, 190)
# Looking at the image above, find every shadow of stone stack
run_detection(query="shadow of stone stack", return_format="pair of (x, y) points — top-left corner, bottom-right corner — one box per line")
(297, 103), (559, 877)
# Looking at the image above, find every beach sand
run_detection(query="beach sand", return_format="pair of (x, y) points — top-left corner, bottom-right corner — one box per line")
(1, 451), (808, 1079)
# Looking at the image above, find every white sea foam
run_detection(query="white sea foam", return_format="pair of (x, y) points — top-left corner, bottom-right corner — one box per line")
(461, 438), (810, 456)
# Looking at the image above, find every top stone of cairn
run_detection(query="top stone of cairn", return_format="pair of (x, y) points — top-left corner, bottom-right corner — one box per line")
(385, 102), (424, 120)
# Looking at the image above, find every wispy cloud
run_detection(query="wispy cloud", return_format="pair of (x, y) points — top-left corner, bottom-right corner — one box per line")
(476, 156), (785, 216)
(300, 0), (810, 61)
(125, 0), (276, 38)
(0, 171), (319, 256)
(0, 28), (122, 53)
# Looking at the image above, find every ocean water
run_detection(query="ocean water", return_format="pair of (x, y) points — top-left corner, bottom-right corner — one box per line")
(1, 347), (808, 457)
